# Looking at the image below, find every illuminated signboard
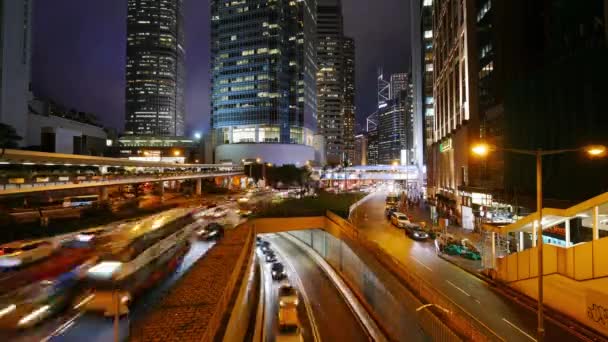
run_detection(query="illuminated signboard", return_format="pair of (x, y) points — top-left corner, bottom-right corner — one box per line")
(439, 138), (452, 153)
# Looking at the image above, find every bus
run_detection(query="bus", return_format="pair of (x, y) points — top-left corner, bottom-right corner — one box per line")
(77, 208), (201, 316)
(62, 195), (99, 208)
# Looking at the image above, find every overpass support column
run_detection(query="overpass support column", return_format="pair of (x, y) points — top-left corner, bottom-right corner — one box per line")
(175, 181), (181, 193)
(158, 181), (165, 202)
(99, 186), (109, 202)
(196, 178), (202, 196)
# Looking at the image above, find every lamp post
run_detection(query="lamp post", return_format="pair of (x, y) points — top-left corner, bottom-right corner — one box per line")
(471, 143), (606, 341)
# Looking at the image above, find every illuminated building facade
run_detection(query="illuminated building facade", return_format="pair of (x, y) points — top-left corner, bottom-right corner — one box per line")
(210, 0), (317, 165)
(125, 0), (185, 137)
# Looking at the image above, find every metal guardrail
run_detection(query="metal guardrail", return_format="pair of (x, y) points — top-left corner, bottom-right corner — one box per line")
(0, 172), (244, 195)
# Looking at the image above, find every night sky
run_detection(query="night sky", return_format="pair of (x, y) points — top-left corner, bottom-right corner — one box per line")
(32, 0), (409, 135)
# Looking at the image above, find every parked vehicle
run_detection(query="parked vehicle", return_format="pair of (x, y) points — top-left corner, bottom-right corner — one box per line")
(404, 224), (429, 241)
(390, 212), (411, 228)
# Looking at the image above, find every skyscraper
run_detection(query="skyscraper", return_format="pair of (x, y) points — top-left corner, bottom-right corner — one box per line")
(0, 0), (32, 143)
(125, 0), (185, 137)
(410, 0), (433, 180)
(390, 73), (408, 99)
(377, 72), (414, 165)
(210, 0), (317, 165)
(316, 0), (345, 165)
(342, 36), (356, 165)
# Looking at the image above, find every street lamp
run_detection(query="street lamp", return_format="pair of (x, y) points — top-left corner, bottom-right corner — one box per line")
(173, 150), (181, 157)
(471, 142), (606, 340)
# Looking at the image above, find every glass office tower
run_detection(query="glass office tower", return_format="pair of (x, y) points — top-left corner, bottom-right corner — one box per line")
(210, 0), (317, 165)
(125, 0), (185, 137)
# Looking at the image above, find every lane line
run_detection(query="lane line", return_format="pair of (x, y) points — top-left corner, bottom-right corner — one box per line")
(502, 318), (537, 341)
(41, 311), (84, 342)
(446, 280), (471, 297)
(412, 257), (433, 272)
(279, 233), (387, 342)
(270, 236), (322, 342)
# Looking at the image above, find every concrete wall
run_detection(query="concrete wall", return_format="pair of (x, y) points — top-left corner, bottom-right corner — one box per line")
(26, 113), (107, 147)
(215, 143), (315, 166)
(497, 236), (608, 283)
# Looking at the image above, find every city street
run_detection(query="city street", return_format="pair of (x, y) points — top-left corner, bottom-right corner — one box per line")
(352, 191), (580, 342)
(262, 233), (369, 342)
(3, 193), (251, 342)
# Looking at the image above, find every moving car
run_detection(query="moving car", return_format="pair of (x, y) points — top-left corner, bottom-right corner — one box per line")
(405, 224), (429, 241)
(196, 222), (225, 241)
(265, 253), (277, 263)
(236, 209), (253, 217)
(278, 283), (299, 307)
(390, 212), (411, 228)
(271, 262), (287, 281)
(0, 240), (57, 269)
(277, 303), (304, 342)
(211, 207), (228, 219)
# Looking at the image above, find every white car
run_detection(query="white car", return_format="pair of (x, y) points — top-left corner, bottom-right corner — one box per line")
(390, 212), (411, 228)
(0, 240), (56, 268)
(278, 283), (299, 307)
(212, 207), (228, 218)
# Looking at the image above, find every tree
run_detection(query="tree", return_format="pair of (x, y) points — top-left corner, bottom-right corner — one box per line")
(0, 123), (22, 151)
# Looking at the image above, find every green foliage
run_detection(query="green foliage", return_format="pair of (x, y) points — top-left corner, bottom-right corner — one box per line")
(254, 191), (364, 219)
(0, 123), (22, 149)
(266, 164), (311, 188)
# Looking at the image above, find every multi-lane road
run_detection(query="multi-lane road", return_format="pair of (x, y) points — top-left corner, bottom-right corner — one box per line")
(260, 234), (370, 342)
(352, 191), (582, 342)
(4, 192), (253, 342)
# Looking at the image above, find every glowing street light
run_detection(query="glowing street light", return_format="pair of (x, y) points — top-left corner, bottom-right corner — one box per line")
(193, 132), (202, 140)
(471, 143), (490, 157)
(586, 145), (607, 157)
(256, 157), (262, 163)
(173, 150), (181, 157)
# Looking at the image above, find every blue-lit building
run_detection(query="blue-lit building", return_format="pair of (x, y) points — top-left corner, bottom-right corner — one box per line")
(210, 0), (318, 165)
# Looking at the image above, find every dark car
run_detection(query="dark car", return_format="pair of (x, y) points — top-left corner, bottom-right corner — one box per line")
(265, 253), (277, 263)
(271, 262), (287, 281)
(385, 207), (397, 219)
(405, 224), (429, 241)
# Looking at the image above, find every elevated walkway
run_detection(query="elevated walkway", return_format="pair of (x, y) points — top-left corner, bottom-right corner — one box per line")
(484, 191), (608, 336)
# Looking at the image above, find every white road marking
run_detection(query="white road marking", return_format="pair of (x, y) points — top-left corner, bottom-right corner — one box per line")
(41, 311), (84, 342)
(502, 318), (537, 341)
(271, 237), (322, 342)
(446, 280), (471, 297)
(474, 298), (481, 304)
(412, 257), (433, 272)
